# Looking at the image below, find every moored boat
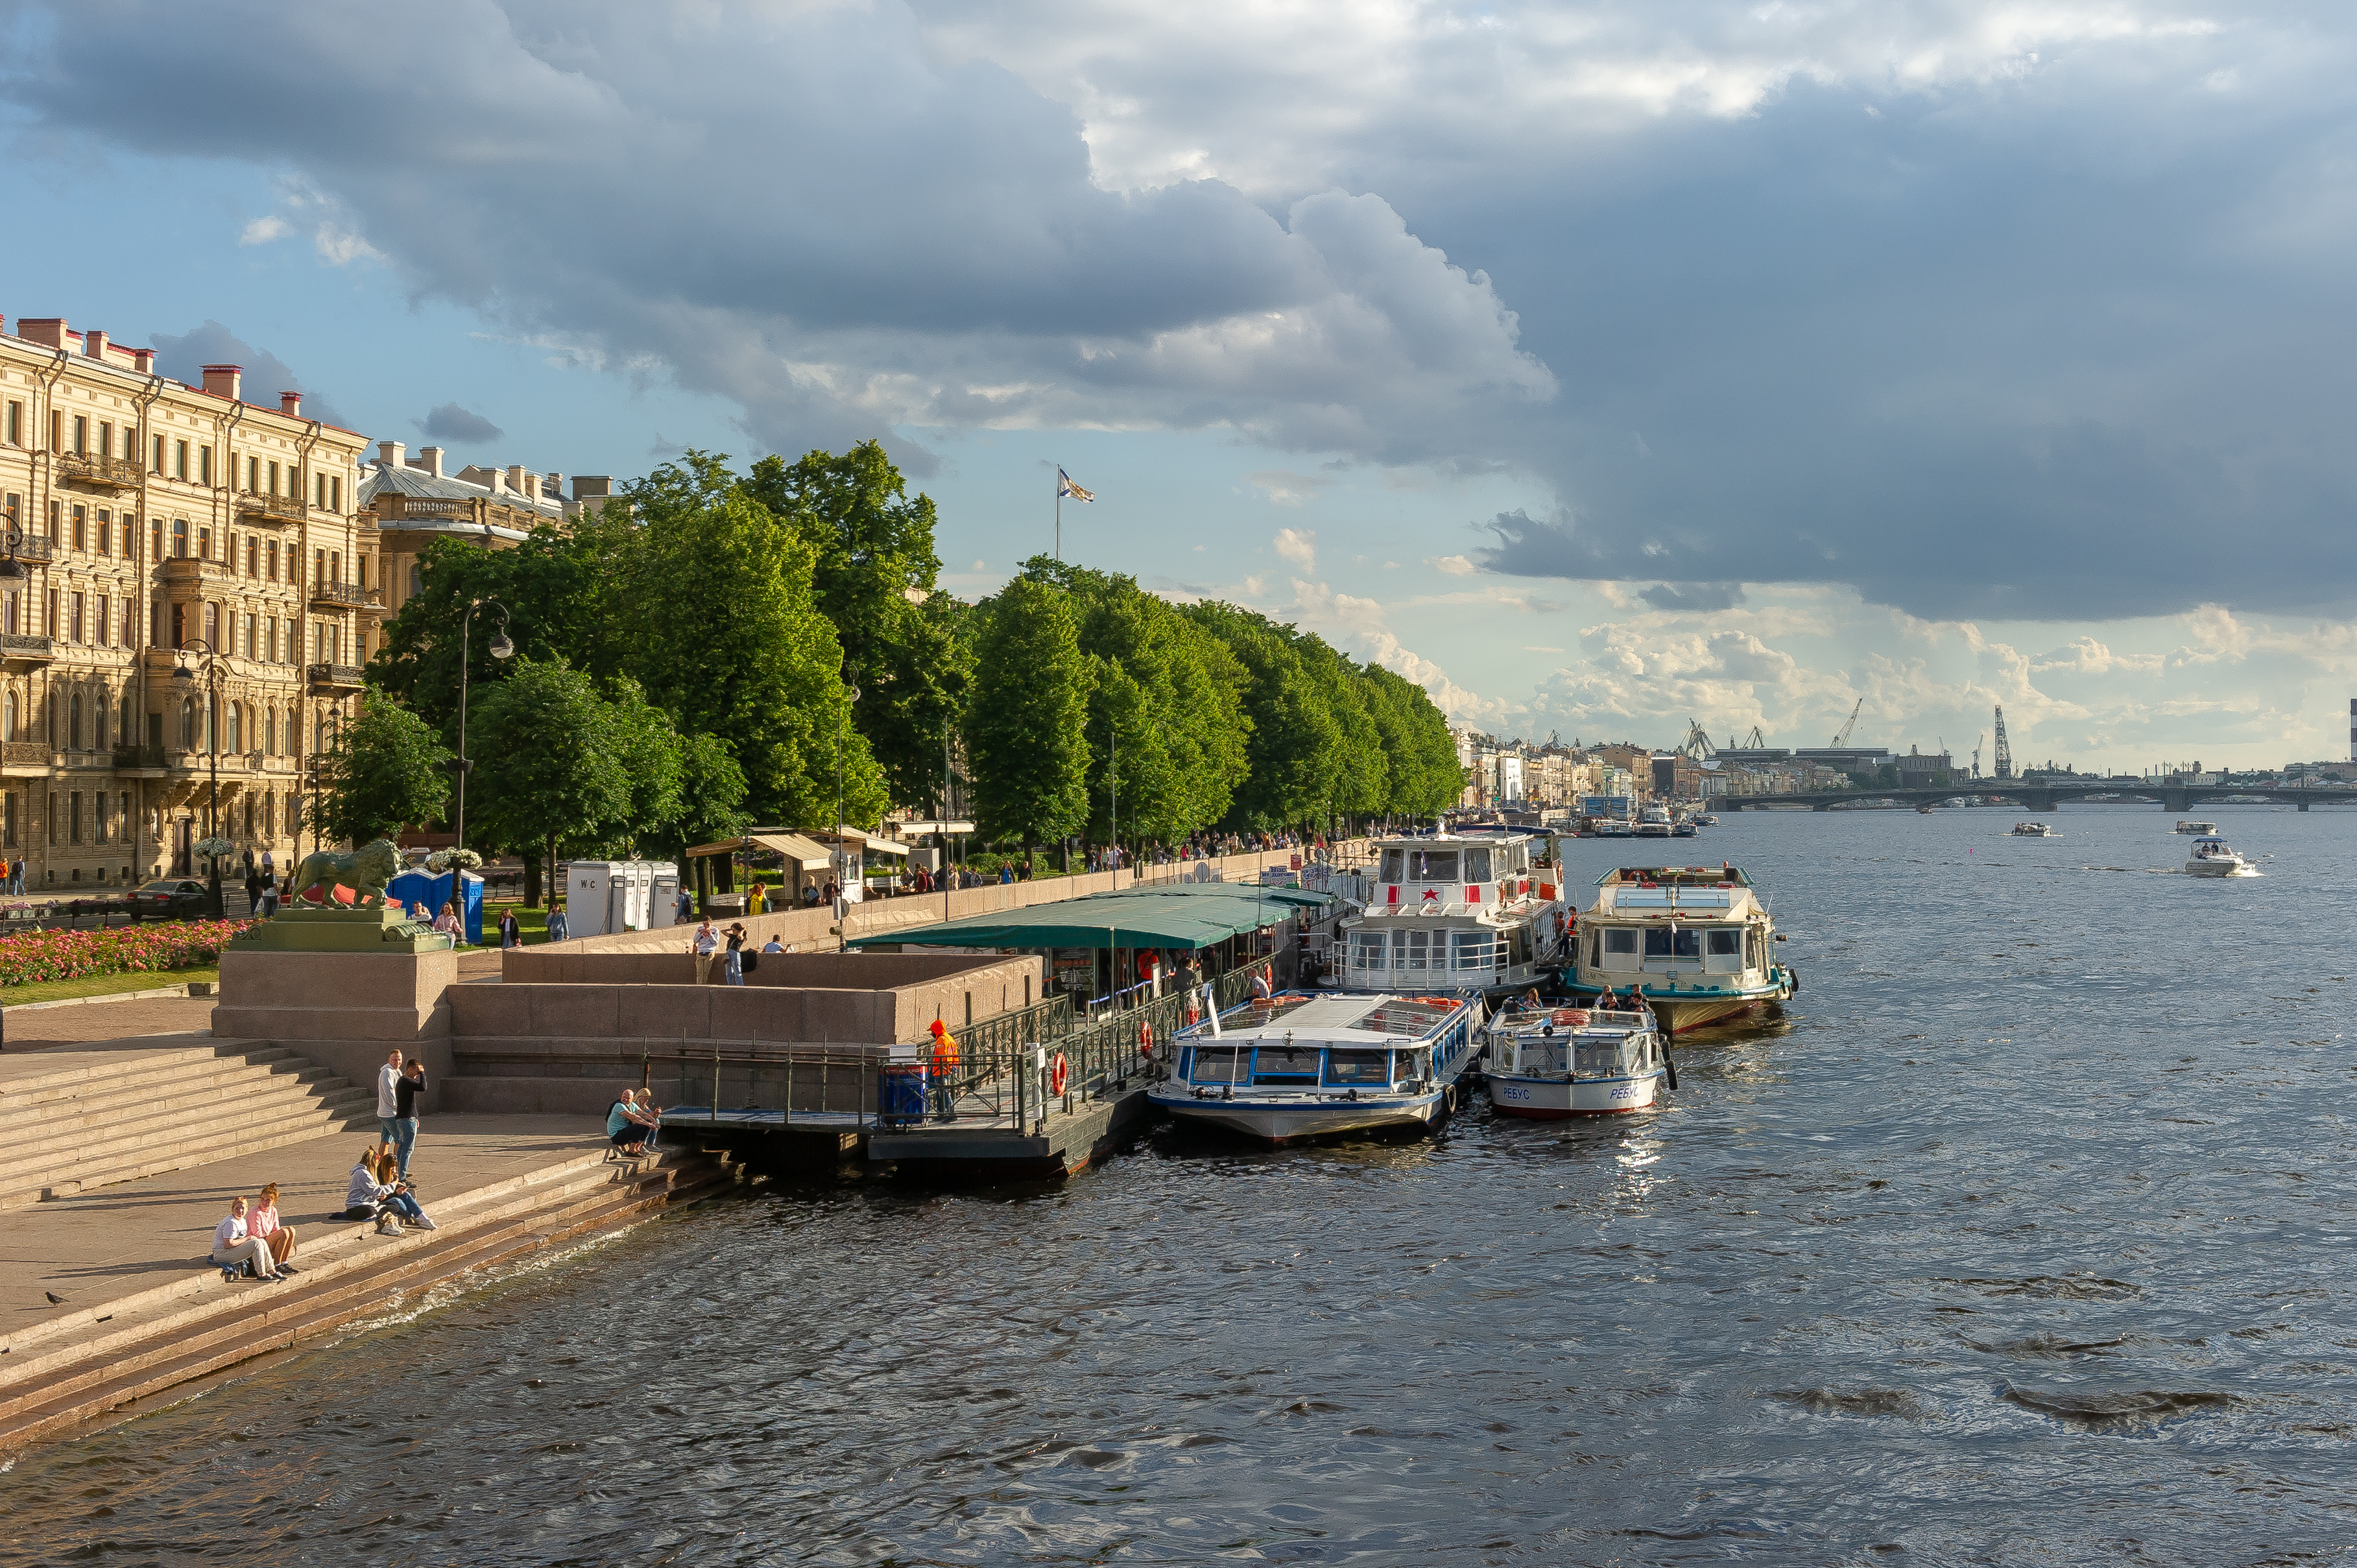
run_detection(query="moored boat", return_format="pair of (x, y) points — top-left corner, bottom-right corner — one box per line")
(1636, 803), (1674, 838)
(1483, 999), (1671, 1117)
(1335, 832), (1570, 996)
(1150, 989), (1485, 1145)
(2184, 834), (2256, 877)
(2011, 821), (2056, 837)
(2173, 820), (2218, 836)
(1559, 864), (1795, 1034)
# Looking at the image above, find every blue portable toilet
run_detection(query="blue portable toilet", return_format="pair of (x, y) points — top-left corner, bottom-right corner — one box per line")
(386, 868), (485, 944)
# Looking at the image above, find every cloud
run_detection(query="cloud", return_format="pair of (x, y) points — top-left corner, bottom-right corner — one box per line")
(2031, 636), (2164, 676)
(416, 403), (505, 445)
(147, 319), (348, 427)
(1271, 527), (1317, 569)
(1250, 471), (1332, 507)
(0, 1), (1551, 468)
(1426, 554), (1475, 576)
(1639, 581), (1746, 612)
(238, 215), (287, 245)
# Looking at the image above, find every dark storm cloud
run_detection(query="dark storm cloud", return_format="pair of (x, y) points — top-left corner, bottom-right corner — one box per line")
(417, 403), (504, 445)
(1638, 581), (1746, 613)
(148, 319), (349, 427)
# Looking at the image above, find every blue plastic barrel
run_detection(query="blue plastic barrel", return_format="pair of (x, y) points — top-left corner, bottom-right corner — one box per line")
(880, 1063), (929, 1125)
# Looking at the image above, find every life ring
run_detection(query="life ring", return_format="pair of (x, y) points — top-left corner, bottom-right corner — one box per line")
(1139, 1022), (1155, 1056)
(1549, 1008), (1590, 1027)
(1049, 1052), (1070, 1097)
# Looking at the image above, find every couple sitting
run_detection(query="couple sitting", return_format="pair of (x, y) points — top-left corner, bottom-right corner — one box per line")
(344, 1140), (437, 1235)
(209, 1183), (300, 1283)
(607, 1089), (663, 1156)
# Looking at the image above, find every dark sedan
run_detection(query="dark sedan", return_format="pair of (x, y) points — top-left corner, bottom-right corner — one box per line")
(128, 879), (211, 920)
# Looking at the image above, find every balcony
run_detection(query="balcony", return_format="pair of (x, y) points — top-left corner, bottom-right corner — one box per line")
(376, 495), (477, 524)
(112, 744), (167, 774)
(2, 739), (51, 768)
(238, 491), (306, 525)
(160, 556), (234, 588)
(307, 663), (366, 689)
(1, 632), (54, 665)
(308, 580), (379, 612)
(56, 453), (143, 492)
(0, 534), (54, 565)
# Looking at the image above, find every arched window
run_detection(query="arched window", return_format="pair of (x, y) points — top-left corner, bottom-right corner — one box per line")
(263, 707), (276, 755)
(69, 694), (81, 751)
(409, 563), (422, 599)
(315, 709), (328, 754)
(3, 691), (14, 741)
(206, 693), (219, 754)
(121, 691), (133, 745)
(180, 697), (198, 750)
(91, 687), (107, 752)
(226, 702), (242, 754)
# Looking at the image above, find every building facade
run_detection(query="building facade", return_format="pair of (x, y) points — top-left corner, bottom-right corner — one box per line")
(0, 318), (374, 890)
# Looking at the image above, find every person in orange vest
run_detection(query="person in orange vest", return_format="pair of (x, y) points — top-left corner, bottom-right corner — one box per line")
(927, 1019), (961, 1121)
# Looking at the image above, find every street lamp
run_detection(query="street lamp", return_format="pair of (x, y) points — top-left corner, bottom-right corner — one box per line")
(171, 639), (228, 916)
(0, 521), (29, 583)
(836, 675), (859, 917)
(451, 598), (515, 853)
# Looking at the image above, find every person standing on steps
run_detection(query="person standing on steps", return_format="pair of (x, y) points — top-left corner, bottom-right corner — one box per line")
(376, 1048), (403, 1147)
(690, 916), (721, 984)
(392, 1057), (427, 1182)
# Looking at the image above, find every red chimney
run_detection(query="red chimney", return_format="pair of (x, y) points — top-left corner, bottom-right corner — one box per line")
(280, 391), (302, 416)
(201, 364), (242, 400)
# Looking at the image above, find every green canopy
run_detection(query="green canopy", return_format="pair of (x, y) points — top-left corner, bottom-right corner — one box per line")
(850, 879), (1333, 952)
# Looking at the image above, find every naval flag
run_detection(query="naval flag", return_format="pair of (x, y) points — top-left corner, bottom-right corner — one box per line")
(1057, 467), (1095, 503)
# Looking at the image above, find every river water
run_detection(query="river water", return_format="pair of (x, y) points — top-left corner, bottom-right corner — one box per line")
(11, 807), (2355, 1565)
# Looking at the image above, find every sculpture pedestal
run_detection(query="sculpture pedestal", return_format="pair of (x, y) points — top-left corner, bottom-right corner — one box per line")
(211, 941), (459, 1111)
(228, 903), (455, 953)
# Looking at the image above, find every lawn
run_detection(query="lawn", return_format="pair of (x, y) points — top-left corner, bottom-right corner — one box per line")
(3, 966), (221, 1008)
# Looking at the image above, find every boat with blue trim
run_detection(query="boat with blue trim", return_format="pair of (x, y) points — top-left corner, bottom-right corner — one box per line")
(1149, 989), (1485, 1145)
(1559, 864), (1795, 1035)
(1483, 999), (1672, 1117)
(1334, 832), (1570, 997)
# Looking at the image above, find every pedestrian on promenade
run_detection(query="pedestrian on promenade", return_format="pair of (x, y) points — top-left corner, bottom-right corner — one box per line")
(821, 877), (841, 909)
(927, 1019), (961, 1120)
(259, 873), (279, 917)
(547, 905), (569, 942)
(211, 1196), (283, 1283)
(393, 1057), (427, 1180)
(376, 1049), (403, 1146)
(723, 923), (747, 984)
(748, 879), (766, 916)
(498, 909), (521, 948)
(433, 901), (464, 944)
(243, 864), (263, 912)
(690, 917), (720, 984)
(249, 1182), (299, 1274)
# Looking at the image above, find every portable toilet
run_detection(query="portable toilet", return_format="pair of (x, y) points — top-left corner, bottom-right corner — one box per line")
(566, 861), (618, 938)
(648, 864), (682, 929)
(385, 868), (485, 944)
(614, 861), (654, 932)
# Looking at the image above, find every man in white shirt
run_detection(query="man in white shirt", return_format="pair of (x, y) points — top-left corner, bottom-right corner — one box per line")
(690, 918), (720, 984)
(376, 1047), (403, 1145)
(212, 1196), (282, 1283)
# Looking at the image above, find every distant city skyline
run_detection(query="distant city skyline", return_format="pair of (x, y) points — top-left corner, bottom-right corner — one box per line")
(5, 1), (2352, 770)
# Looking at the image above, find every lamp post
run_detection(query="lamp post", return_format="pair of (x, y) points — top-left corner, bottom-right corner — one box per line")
(836, 675), (859, 921)
(171, 639), (228, 916)
(451, 598), (514, 853)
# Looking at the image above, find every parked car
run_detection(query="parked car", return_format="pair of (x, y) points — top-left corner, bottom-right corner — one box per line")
(129, 879), (210, 920)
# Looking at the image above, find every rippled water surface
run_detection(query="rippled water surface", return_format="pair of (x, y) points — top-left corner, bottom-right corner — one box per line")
(12, 807), (2357, 1565)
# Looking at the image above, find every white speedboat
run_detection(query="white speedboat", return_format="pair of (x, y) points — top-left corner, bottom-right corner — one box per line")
(1151, 990), (1485, 1145)
(1636, 803), (1674, 838)
(2173, 820), (2218, 836)
(1337, 833), (1570, 996)
(1483, 1000), (1671, 1117)
(2011, 822), (2057, 837)
(2184, 835), (2256, 877)
(1694, 813), (1719, 827)
(1560, 864), (1795, 1034)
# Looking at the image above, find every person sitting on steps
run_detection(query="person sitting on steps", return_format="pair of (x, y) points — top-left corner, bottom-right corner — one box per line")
(248, 1182), (299, 1275)
(211, 1195), (285, 1283)
(606, 1089), (652, 1156)
(343, 1143), (435, 1234)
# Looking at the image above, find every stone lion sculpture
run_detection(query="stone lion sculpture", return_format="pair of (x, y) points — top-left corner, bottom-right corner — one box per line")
(287, 837), (404, 910)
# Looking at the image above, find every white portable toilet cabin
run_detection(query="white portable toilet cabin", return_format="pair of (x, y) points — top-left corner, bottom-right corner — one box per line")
(565, 859), (661, 936)
(648, 864), (682, 929)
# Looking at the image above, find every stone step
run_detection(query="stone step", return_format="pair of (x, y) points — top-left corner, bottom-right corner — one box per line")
(0, 1056), (364, 1145)
(0, 1093), (382, 1212)
(0, 1044), (305, 1117)
(0, 1152), (731, 1452)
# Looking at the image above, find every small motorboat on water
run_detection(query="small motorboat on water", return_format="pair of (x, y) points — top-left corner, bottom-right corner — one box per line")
(1671, 816), (1699, 837)
(1483, 999), (1671, 1117)
(1150, 989), (1485, 1145)
(1635, 804), (1674, 838)
(2184, 835), (2257, 877)
(1917, 805), (1935, 814)
(2011, 822), (2057, 837)
(1694, 814), (1719, 827)
(2174, 820), (2218, 836)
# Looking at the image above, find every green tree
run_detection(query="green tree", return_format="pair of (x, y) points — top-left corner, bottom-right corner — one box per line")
(968, 576), (1092, 870)
(468, 659), (634, 905)
(317, 693), (453, 846)
(1360, 665), (1463, 819)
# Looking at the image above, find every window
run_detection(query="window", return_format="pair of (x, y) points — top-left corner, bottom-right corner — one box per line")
(264, 707), (275, 755)
(1462, 848), (1492, 884)
(1393, 928), (1432, 971)
(1348, 929), (1386, 971)
(171, 602), (185, 648)
(246, 538), (257, 576)
(226, 702), (242, 754)
(119, 792), (130, 846)
(1380, 848), (1403, 881)
(1450, 931), (1498, 972)
(204, 603), (218, 647)
(174, 440), (188, 479)
(151, 517), (163, 560)
(245, 455), (257, 492)
(179, 698), (197, 750)
(4, 401), (18, 445)
(48, 410), (61, 453)
(98, 421), (110, 457)
(68, 790), (80, 844)
(1603, 929), (1638, 955)
(408, 564), (422, 599)
(1406, 849), (1458, 883)
(95, 596), (108, 647)
(1, 588), (14, 634)
(44, 588), (56, 637)
(152, 433), (164, 471)
(46, 498), (58, 539)
(172, 519), (188, 558)
(267, 460), (278, 495)
(330, 476), (341, 510)
(3, 493), (16, 526)
(1705, 929), (1741, 956)
(1323, 1049), (1393, 1087)
(1189, 1047), (1249, 1085)
(313, 548), (325, 585)
(267, 617), (278, 663)
(96, 511), (110, 555)
(267, 540), (279, 580)
(243, 612), (256, 658)
(95, 790), (107, 844)
(70, 505), (84, 551)
(1251, 1045), (1322, 1083)
(329, 550), (340, 583)
(72, 415), (87, 455)
(200, 445), (212, 485)
(198, 525), (211, 559)
(315, 473), (325, 508)
(152, 600), (165, 648)
(2, 792), (12, 848)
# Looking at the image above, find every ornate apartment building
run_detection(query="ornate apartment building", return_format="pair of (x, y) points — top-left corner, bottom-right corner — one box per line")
(0, 316), (377, 890)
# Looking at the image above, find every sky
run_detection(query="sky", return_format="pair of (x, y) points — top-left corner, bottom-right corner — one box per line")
(3, 0), (2353, 772)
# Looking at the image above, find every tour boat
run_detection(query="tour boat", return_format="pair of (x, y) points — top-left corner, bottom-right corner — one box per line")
(1335, 833), (1571, 997)
(2173, 820), (2218, 836)
(1671, 816), (1699, 837)
(1151, 990), (1485, 1145)
(1483, 999), (1671, 1117)
(2011, 822), (2057, 837)
(2184, 835), (2256, 877)
(1558, 864), (1795, 1034)
(1636, 804), (1675, 838)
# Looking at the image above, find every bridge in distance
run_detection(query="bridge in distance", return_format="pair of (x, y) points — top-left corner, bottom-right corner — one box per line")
(1721, 783), (2357, 813)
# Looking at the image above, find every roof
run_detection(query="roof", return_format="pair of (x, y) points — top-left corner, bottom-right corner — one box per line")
(686, 831), (838, 862)
(357, 460), (565, 525)
(849, 880), (1333, 953)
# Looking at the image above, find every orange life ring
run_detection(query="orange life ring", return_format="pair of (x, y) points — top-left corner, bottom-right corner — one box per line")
(1549, 1008), (1590, 1027)
(1049, 1052), (1070, 1096)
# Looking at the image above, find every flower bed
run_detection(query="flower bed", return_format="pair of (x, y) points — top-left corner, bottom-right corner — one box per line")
(0, 920), (253, 986)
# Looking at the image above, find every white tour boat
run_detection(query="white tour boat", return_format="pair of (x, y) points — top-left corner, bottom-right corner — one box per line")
(2011, 821), (2057, 837)
(1483, 1000), (1671, 1117)
(1151, 990), (1485, 1145)
(1636, 803), (1675, 838)
(1336, 833), (1570, 996)
(1561, 864), (1795, 1035)
(2184, 835), (2256, 877)
(2173, 820), (2218, 836)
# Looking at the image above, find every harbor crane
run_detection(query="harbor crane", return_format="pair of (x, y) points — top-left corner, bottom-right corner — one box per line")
(1679, 720), (1718, 761)
(1971, 732), (1985, 778)
(1739, 724), (1766, 748)
(1992, 705), (2013, 779)
(1830, 698), (1863, 748)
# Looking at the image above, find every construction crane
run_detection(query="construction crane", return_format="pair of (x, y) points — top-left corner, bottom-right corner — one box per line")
(1679, 720), (1717, 761)
(1830, 698), (1863, 748)
(1992, 705), (2013, 779)
(1738, 724), (1766, 749)
(1971, 732), (1984, 778)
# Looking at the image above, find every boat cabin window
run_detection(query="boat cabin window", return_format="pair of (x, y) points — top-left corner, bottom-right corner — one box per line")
(1348, 931), (1387, 971)
(1451, 931), (1498, 972)
(1381, 848), (1404, 881)
(1394, 929), (1433, 971)
(1509, 925), (1533, 965)
(1191, 1047), (1249, 1084)
(1603, 929), (1638, 955)
(1252, 1045), (1322, 1082)
(1399, 1049), (1430, 1081)
(1520, 1037), (1568, 1075)
(1324, 1049), (1392, 1086)
(1644, 929), (1701, 959)
(1406, 849), (1457, 883)
(1462, 848), (1492, 883)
